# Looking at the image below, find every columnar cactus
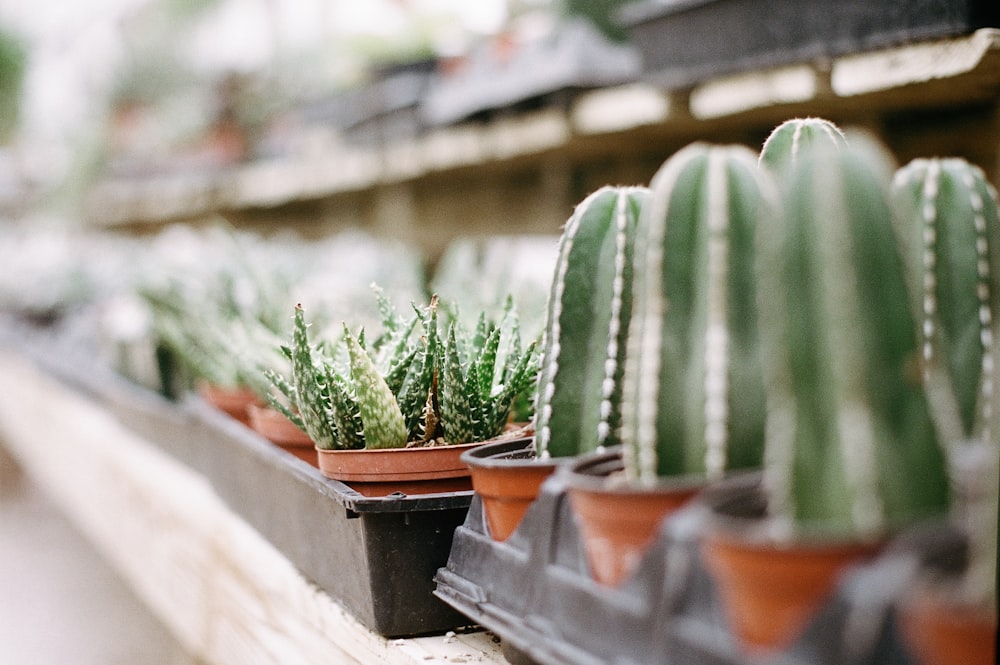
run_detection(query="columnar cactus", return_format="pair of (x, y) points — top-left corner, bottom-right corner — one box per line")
(757, 135), (950, 537)
(759, 117), (847, 172)
(619, 144), (774, 485)
(891, 157), (999, 605)
(534, 185), (649, 459)
(890, 158), (999, 442)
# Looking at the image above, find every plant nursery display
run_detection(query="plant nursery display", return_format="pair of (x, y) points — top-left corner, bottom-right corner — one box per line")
(264, 291), (538, 495)
(699, 131), (953, 652)
(435, 116), (997, 665)
(461, 185), (649, 541)
(565, 141), (775, 587)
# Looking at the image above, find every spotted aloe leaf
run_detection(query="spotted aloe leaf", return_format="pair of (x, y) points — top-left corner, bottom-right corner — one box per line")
(344, 324), (408, 450)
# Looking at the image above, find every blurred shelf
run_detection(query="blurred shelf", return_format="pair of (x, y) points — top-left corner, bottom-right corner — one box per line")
(84, 28), (1000, 252)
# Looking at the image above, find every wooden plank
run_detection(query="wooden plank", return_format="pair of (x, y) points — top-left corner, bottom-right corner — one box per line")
(0, 351), (506, 665)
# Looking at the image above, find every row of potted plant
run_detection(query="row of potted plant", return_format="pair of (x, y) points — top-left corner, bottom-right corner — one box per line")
(451, 117), (997, 664)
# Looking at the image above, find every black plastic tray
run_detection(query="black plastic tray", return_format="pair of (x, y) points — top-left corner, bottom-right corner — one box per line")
(2, 317), (474, 637)
(435, 468), (933, 664)
(619, 0), (1000, 89)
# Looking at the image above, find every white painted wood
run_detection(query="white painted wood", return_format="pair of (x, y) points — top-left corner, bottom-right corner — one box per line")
(0, 352), (506, 665)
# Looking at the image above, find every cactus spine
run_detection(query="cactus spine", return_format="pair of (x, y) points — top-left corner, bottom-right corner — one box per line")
(759, 117), (847, 172)
(758, 135), (949, 537)
(619, 143), (773, 485)
(534, 185), (649, 459)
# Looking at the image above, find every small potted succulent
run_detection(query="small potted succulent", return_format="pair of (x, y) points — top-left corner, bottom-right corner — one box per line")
(460, 185), (649, 541)
(265, 292), (539, 496)
(698, 130), (954, 653)
(563, 142), (777, 587)
(890, 156), (998, 665)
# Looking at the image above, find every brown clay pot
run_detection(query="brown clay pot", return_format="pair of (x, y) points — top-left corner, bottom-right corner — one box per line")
(316, 441), (486, 497)
(697, 475), (882, 653)
(247, 404), (318, 467)
(564, 447), (704, 587)
(196, 381), (262, 425)
(460, 437), (559, 541)
(899, 590), (997, 665)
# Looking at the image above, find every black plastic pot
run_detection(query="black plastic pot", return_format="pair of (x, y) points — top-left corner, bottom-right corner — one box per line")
(4, 322), (475, 638)
(436, 458), (930, 664)
(619, 0), (1000, 89)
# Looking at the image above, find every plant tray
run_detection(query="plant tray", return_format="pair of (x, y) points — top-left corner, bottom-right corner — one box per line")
(619, 0), (1000, 89)
(435, 470), (940, 665)
(4, 320), (474, 638)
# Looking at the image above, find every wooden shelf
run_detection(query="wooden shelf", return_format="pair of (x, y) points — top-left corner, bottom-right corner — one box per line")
(85, 29), (1000, 256)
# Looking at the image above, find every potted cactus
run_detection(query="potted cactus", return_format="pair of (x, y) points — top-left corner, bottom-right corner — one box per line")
(890, 156), (998, 665)
(460, 185), (649, 541)
(265, 292), (538, 496)
(562, 143), (776, 587)
(699, 131), (954, 654)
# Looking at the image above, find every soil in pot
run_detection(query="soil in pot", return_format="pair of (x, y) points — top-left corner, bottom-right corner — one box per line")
(565, 447), (704, 587)
(247, 404), (318, 467)
(460, 437), (560, 542)
(698, 475), (883, 654)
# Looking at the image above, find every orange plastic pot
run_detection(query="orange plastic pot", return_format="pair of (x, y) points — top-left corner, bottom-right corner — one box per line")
(247, 404), (317, 467)
(564, 448), (703, 587)
(460, 438), (558, 541)
(701, 530), (882, 653)
(196, 381), (261, 425)
(316, 441), (484, 497)
(900, 592), (997, 665)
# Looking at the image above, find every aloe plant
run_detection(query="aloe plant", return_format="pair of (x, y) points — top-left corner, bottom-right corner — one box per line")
(757, 134), (950, 538)
(891, 157), (999, 605)
(438, 298), (540, 445)
(267, 292), (539, 450)
(534, 186), (649, 459)
(618, 144), (775, 485)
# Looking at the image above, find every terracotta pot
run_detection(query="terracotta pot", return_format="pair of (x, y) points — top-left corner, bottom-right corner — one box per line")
(196, 381), (261, 425)
(899, 592), (997, 665)
(564, 447), (704, 587)
(697, 475), (883, 653)
(460, 437), (559, 541)
(316, 441), (486, 497)
(247, 404), (318, 467)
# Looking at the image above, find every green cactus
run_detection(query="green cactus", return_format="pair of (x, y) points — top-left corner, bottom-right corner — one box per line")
(758, 134), (950, 537)
(892, 157), (999, 607)
(438, 300), (539, 445)
(891, 158), (999, 442)
(619, 144), (774, 485)
(534, 186), (649, 459)
(759, 117), (847, 173)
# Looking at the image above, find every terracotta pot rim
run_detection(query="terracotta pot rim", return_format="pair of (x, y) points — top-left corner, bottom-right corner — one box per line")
(564, 446), (710, 497)
(460, 436), (566, 471)
(316, 440), (486, 455)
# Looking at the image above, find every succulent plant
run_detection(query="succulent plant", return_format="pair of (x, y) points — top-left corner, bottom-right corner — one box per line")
(533, 185), (649, 459)
(437, 297), (539, 445)
(759, 116), (847, 172)
(618, 144), (774, 485)
(267, 291), (539, 450)
(757, 134), (950, 538)
(266, 300), (434, 450)
(891, 157), (999, 605)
